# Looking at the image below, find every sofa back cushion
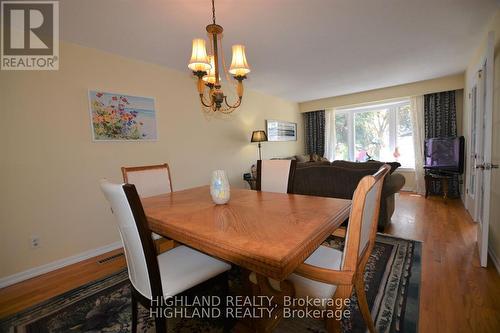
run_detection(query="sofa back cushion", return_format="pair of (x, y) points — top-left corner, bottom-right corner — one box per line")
(292, 165), (378, 199)
(331, 160), (400, 174)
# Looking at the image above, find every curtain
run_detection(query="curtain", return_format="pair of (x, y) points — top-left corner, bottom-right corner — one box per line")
(324, 109), (336, 161)
(304, 110), (325, 156)
(424, 90), (459, 197)
(424, 91), (457, 138)
(410, 96), (425, 195)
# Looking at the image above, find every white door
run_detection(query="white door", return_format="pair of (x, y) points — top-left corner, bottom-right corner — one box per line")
(475, 32), (495, 268)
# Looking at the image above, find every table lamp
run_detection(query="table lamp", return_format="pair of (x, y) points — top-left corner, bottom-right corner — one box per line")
(251, 130), (268, 160)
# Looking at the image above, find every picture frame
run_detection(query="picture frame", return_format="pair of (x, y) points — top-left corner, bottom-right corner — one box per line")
(266, 119), (297, 141)
(88, 90), (158, 141)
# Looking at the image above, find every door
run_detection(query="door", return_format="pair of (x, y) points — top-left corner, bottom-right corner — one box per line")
(475, 32), (495, 268)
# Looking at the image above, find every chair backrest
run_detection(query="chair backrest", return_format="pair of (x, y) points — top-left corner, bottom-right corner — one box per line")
(121, 163), (173, 198)
(100, 180), (162, 300)
(256, 159), (297, 193)
(341, 165), (390, 271)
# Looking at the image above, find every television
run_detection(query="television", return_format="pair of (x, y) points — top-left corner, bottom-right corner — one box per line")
(424, 136), (465, 174)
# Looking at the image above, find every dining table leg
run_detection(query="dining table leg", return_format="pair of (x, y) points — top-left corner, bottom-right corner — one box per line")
(234, 269), (295, 332)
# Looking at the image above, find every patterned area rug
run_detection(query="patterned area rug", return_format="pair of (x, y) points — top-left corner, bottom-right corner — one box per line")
(0, 234), (421, 333)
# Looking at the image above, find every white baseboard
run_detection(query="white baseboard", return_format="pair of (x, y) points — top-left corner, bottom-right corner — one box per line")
(489, 246), (500, 274)
(0, 241), (122, 289)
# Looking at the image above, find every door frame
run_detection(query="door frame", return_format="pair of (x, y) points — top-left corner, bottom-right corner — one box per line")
(465, 83), (478, 219)
(475, 31), (495, 268)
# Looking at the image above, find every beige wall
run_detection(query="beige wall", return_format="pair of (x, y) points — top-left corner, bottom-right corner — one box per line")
(0, 42), (303, 278)
(463, 10), (500, 268)
(299, 74), (464, 112)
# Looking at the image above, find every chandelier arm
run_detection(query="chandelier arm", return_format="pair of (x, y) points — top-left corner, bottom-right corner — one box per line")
(223, 95), (242, 109)
(197, 78), (214, 107)
(199, 93), (215, 108)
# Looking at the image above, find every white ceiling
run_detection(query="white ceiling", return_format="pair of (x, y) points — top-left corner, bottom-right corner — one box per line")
(60, 0), (499, 102)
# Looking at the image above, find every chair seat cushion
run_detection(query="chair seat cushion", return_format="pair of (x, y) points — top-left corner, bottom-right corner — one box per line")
(287, 245), (343, 307)
(158, 245), (231, 298)
(248, 245), (343, 308)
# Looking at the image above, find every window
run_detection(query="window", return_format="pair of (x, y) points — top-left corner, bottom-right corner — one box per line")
(335, 113), (349, 160)
(330, 100), (415, 169)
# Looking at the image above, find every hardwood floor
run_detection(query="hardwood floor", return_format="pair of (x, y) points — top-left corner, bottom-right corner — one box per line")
(0, 193), (499, 332)
(386, 193), (500, 333)
(0, 248), (126, 319)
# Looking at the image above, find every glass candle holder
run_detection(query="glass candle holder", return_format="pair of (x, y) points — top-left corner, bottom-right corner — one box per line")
(210, 170), (230, 205)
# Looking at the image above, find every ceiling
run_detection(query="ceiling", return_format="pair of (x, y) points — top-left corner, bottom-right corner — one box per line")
(60, 0), (499, 102)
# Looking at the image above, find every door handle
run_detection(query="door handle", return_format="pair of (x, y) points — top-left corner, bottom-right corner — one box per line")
(480, 163), (499, 170)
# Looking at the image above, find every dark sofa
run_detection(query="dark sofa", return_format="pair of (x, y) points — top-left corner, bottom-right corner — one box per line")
(290, 160), (405, 231)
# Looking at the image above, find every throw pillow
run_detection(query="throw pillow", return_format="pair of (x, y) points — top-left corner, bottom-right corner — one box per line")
(295, 154), (311, 163)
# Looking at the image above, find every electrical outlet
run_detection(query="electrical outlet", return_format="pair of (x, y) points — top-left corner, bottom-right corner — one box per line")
(31, 236), (40, 248)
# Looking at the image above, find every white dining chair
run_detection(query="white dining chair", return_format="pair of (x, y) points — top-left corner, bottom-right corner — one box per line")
(256, 159), (297, 193)
(100, 180), (231, 333)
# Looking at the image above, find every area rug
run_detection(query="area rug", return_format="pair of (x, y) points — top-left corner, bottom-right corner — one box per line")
(0, 234), (421, 333)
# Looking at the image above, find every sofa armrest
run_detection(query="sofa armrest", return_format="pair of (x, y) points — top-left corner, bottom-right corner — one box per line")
(384, 173), (406, 196)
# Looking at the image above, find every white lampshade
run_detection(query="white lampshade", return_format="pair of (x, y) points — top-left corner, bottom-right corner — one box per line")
(202, 55), (219, 84)
(229, 44), (250, 77)
(188, 39), (211, 72)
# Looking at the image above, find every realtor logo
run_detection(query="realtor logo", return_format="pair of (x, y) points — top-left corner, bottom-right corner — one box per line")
(1, 1), (59, 70)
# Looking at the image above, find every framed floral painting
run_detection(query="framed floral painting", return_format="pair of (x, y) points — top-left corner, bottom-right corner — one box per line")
(88, 91), (158, 141)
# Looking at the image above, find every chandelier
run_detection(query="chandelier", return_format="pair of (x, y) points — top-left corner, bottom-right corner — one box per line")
(188, 0), (250, 114)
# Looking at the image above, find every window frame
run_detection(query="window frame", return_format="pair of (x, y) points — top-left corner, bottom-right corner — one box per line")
(332, 99), (415, 170)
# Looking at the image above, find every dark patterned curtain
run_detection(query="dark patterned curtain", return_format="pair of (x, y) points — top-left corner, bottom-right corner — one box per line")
(424, 92), (457, 138)
(304, 110), (325, 156)
(424, 91), (459, 197)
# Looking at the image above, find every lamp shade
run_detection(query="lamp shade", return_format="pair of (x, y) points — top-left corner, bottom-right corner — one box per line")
(188, 39), (211, 72)
(251, 130), (268, 143)
(229, 45), (250, 77)
(202, 55), (218, 84)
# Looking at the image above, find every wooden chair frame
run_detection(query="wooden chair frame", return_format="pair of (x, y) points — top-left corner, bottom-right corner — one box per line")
(121, 163), (174, 193)
(293, 164), (391, 333)
(122, 184), (166, 332)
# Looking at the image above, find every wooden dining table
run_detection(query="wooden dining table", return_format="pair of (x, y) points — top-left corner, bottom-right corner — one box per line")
(142, 185), (351, 331)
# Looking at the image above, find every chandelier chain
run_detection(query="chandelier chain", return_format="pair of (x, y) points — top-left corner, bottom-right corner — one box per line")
(211, 0), (216, 24)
